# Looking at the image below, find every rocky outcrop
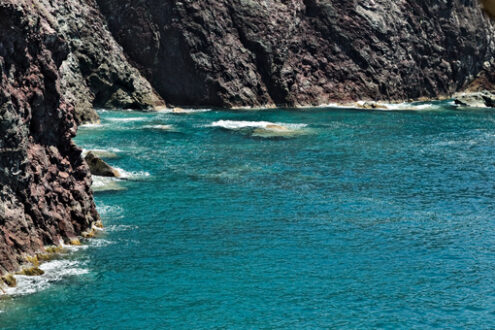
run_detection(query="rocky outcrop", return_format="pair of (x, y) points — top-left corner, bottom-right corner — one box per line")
(84, 152), (120, 177)
(2, 0), (495, 278)
(36, 0), (166, 124)
(0, 0), (99, 274)
(97, 0), (495, 108)
(454, 91), (495, 108)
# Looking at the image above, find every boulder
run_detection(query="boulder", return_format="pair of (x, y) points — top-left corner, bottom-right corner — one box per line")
(84, 152), (121, 178)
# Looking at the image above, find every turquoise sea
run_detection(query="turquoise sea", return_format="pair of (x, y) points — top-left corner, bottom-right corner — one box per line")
(1, 103), (495, 328)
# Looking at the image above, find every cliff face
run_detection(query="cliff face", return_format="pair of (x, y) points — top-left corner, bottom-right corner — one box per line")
(1, 0), (495, 276)
(0, 1), (99, 274)
(98, 0), (495, 108)
(37, 0), (166, 124)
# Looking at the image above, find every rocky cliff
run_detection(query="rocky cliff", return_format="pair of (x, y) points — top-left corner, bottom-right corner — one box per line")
(1, 0), (495, 277)
(98, 0), (495, 108)
(38, 0), (165, 124)
(0, 0), (100, 274)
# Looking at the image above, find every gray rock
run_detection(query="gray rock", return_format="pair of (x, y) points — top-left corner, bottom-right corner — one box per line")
(454, 91), (495, 108)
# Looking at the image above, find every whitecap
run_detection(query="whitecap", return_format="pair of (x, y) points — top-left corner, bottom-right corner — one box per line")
(105, 224), (138, 232)
(79, 123), (105, 129)
(114, 167), (151, 179)
(3, 260), (89, 296)
(142, 124), (176, 131)
(105, 117), (148, 122)
(60, 242), (89, 252)
(96, 204), (124, 218)
(302, 101), (448, 111)
(209, 120), (310, 138)
(210, 120), (307, 130)
(164, 107), (212, 114)
(91, 176), (125, 192)
(88, 239), (114, 248)
(378, 102), (442, 111)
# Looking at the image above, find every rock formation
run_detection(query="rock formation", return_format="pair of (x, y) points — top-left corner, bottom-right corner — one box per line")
(0, 0), (99, 274)
(98, 0), (495, 108)
(2, 0), (495, 277)
(85, 152), (121, 177)
(38, 0), (166, 124)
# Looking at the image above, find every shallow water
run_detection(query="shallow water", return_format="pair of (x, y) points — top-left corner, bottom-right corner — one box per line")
(2, 103), (495, 328)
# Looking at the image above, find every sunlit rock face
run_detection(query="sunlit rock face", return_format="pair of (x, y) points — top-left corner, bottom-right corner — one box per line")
(98, 0), (495, 107)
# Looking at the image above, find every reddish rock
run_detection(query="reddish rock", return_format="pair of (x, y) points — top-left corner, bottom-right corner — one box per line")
(97, 0), (495, 107)
(0, 0), (99, 275)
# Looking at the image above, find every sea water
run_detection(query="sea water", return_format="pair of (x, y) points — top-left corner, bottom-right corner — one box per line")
(1, 103), (495, 328)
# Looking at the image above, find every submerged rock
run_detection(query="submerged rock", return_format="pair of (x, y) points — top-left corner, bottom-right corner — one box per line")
(85, 152), (121, 178)
(252, 124), (307, 139)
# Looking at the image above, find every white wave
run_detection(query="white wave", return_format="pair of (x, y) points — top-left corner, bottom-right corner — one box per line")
(91, 176), (125, 192)
(105, 224), (138, 232)
(60, 242), (89, 252)
(210, 120), (307, 130)
(79, 123), (104, 128)
(105, 117), (148, 122)
(114, 167), (151, 179)
(379, 102), (440, 111)
(96, 204), (124, 218)
(88, 239), (114, 248)
(3, 260), (89, 296)
(162, 107), (212, 114)
(142, 124), (176, 131)
(303, 101), (448, 111)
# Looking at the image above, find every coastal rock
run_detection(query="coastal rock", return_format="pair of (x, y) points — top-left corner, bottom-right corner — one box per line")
(453, 91), (495, 108)
(84, 152), (121, 178)
(40, 0), (166, 124)
(97, 0), (495, 107)
(0, 0), (99, 274)
(357, 102), (389, 110)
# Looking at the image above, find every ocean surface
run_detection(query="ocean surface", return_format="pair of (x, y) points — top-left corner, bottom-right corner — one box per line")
(1, 102), (495, 328)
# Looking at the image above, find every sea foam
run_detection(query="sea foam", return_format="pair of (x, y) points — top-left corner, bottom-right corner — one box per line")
(3, 260), (89, 297)
(210, 120), (307, 130)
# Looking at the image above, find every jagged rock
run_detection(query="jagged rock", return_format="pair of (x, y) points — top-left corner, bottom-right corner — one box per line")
(454, 91), (495, 108)
(84, 152), (121, 177)
(97, 0), (495, 107)
(0, 0), (100, 275)
(39, 0), (166, 124)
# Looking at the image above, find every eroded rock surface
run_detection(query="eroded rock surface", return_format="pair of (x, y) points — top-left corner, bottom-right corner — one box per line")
(43, 0), (166, 124)
(98, 0), (495, 107)
(0, 0), (99, 274)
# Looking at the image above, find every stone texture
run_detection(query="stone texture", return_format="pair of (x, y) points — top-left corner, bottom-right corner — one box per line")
(0, 0), (99, 274)
(454, 91), (495, 108)
(85, 152), (120, 177)
(97, 0), (495, 108)
(39, 0), (166, 124)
